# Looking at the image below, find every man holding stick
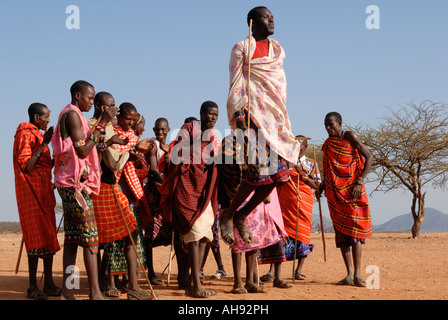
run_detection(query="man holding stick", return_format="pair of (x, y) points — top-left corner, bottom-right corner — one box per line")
(317, 112), (373, 287)
(89, 92), (157, 300)
(277, 135), (320, 281)
(13, 103), (61, 300)
(222, 6), (300, 246)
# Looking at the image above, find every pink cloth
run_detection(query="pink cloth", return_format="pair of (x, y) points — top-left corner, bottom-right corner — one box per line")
(227, 36), (299, 164)
(51, 104), (101, 210)
(231, 188), (287, 254)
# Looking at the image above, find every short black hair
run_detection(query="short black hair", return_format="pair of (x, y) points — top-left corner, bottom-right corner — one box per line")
(247, 6), (268, 26)
(119, 102), (137, 116)
(70, 80), (94, 98)
(325, 111), (342, 124)
(184, 117), (198, 124)
(94, 91), (113, 107)
(154, 117), (169, 126)
(200, 100), (218, 114)
(28, 103), (48, 121)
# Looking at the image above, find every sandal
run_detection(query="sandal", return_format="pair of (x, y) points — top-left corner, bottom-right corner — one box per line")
(150, 277), (163, 285)
(127, 289), (157, 300)
(233, 214), (253, 244)
(259, 273), (274, 283)
(245, 284), (267, 293)
(294, 272), (307, 280)
(26, 288), (48, 300)
(273, 279), (293, 289)
(231, 286), (248, 294)
(185, 287), (217, 298)
(104, 287), (121, 298)
(212, 270), (226, 279)
(43, 286), (62, 297)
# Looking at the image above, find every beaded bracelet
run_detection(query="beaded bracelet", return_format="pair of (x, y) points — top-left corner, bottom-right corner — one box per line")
(96, 142), (107, 152)
(234, 111), (246, 123)
(89, 134), (99, 144)
(74, 139), (86, 148)
(95, 125), (105, 134)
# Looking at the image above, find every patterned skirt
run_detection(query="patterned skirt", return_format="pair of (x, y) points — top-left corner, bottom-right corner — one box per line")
(283, 236), (314, 260)
(257, 240), (286, 264)
(57, 187), (99, 254)
(245, 122), (290, 186)
(104, 205), (146, 277)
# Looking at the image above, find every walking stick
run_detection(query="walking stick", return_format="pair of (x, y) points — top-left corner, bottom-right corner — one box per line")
(167, 231), (175, 286)
(313, 147), (327, 262)
(292, 173), (301, 283)
(161, 251), (176, 276)
(15, 237), (24, 274)
(246, 19), (253, 156)
(110, 185), (158, 299)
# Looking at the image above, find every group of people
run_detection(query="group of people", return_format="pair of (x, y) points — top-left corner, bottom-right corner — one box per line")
(13, 6), (373, 300)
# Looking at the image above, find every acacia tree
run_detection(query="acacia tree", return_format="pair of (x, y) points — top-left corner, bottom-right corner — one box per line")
(355, 100), (448, 238)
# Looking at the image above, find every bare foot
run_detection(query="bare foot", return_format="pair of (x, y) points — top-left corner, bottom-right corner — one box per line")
(337, 276), (354, 286)
(233, 214), (253, 244)
(219, 211), (235, 245)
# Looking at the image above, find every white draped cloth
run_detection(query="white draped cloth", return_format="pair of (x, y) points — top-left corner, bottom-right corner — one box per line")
(226, 36), (299, 164)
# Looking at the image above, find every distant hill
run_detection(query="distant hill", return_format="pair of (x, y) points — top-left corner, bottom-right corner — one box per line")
(375, 208), (448, 232)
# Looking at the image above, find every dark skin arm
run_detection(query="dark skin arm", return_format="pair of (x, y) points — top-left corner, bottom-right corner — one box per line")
(146, 144), (163, 184)
(292, 161), (319, 190)
(343, 131), (373, 200)
(316, 131), (373, 200)
(66, 107), (118, 159)
(105, 134), (129, 148)
(24, 126), (54, 174)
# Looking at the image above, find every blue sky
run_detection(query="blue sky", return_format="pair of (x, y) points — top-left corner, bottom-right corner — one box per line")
(1, 0), (447, 224)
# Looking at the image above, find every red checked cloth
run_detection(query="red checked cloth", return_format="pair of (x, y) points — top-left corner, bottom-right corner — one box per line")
(322, 137), (372, 239)
(113, 124), (148, 200)
(166, 121), (219, 234)
(91, 183), (137, 244)
(13, 122), (60, 254)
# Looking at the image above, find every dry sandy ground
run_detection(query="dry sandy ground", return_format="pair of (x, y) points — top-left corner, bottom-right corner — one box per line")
(1, 231), (447, 304)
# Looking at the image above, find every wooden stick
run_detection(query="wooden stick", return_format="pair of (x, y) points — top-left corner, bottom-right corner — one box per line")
(111, 185), (158, 299)
(167, 231), (175, 286)
(295, 137), (311, 141)
(313, 147), (327, 262)
(246, 18), (253, 157)
(161, 252), (176, 276)
(292, 172), (300, 283)
(91, 115), (102, 130)
(15, 237), (24, 274)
